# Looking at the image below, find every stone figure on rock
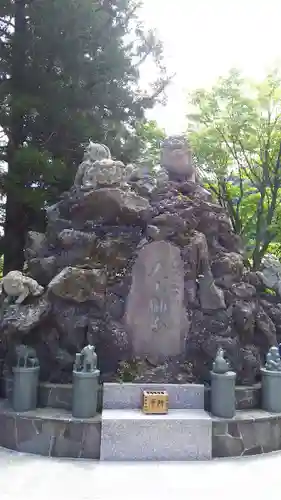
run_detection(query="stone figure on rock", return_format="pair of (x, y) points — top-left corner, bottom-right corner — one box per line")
(160, 135), (196, 182)
(73, 142), (111, 188)
(129, 135), (211, 200)
(0, 271), (44, 304)
(73, 141), (125, 190)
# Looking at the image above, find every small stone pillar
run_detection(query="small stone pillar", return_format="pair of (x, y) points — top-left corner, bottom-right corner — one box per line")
(12, 345), (39, 412)
(261, 346), (281, 413)
(72, 345), (100, 419)
(211, 348), (236, 418)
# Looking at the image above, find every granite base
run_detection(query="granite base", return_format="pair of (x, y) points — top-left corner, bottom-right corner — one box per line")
(100, 409), (212, 461)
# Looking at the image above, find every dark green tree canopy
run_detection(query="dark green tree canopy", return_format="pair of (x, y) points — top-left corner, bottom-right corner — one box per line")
(0, 0), (170, 272)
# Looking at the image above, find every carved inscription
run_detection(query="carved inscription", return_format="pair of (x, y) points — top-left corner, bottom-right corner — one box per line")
(124, 241), (186, 360)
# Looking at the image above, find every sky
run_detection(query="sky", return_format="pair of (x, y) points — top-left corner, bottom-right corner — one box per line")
(141, 0), (281, 134)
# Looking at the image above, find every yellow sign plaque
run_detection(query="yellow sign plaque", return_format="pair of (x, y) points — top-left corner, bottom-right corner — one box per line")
(142, 390), (169, 414)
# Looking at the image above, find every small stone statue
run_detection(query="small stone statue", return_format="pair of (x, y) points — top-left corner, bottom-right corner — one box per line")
(0, 270), (44, 304)
(74, 344), (97, 372)
(160, 135), (195, 182)
(212, 348), (231, 374)
(73, 141), (126, 189)
(81, 158), (125, 189)
(74, 142), (111, 188)
(265, 346), (281, 371)
(15, 344), (39, 368)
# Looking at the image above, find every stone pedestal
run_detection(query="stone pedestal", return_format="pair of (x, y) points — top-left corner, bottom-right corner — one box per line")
(211, 371), (236, 418)
(12, 366), (39, 412)
(261, 368), (281, 413)
(100, 382), (212, 461)
(100, 409), (212, 461)
(72, 370), (100, 418)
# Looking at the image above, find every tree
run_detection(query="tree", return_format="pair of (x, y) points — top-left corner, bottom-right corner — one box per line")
(188, 69), (281, 269)
(121, 119), (165, 168)
(0, 0), (170, 273)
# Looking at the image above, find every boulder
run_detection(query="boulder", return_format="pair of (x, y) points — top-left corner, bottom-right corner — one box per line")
(48, 267), (106, 305)
(69, 188), (151, 225)
(0, 297), (50, 336)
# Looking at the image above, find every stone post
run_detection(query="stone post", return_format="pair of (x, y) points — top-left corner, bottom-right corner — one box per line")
(12, 345), (39, 412)
(261, 346), (281, 413)
(72, 345), (100, 418)
(210, 348), (236, 418)
(12, 366), (39, 412)
(211, 371), (236, 418)
(261, 368), (281, 413)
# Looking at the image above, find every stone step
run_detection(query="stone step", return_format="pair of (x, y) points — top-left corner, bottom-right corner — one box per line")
(100, 408), (212, 461)
(102, 383), (204, 410)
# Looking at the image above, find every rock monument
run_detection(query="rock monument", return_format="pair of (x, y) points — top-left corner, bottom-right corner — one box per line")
(0, 136), (279, 385)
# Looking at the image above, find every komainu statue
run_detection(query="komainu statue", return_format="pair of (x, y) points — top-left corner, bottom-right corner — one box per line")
(265, 346), (281, 371)
(73, 141), (125, 189)
(160, 135), (195, 181)
(0, 270), (44, 304)
(74, 345), (98, 372)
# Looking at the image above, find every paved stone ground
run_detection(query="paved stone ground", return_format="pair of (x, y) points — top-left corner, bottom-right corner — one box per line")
(0, 447), (280, 500)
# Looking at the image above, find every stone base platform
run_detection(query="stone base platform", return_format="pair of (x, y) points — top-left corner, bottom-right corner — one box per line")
(100, 409), (212, 461)
(0, 382), (279, 461)
(212, 409), (281, 457)
(0, 399), (101, 459)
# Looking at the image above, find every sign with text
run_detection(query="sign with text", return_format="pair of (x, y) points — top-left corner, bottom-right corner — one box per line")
(142, 390), (168, 414)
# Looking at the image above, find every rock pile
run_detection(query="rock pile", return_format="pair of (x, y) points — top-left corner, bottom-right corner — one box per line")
(0, 137), (279, 385)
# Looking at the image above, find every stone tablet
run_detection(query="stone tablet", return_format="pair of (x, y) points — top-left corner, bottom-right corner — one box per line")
(124, 241), (187, 360)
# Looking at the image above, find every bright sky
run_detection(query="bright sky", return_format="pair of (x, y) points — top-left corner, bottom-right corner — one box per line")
(141, 0), (281, 134)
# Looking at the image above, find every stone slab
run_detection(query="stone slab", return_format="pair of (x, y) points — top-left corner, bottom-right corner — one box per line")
(124, 241), (187, 360)
(38, 383), (73, 410)
(103, 383), (204, 410)
(100, 409), (212, 461)
(0, 399), (101, 459)
(38, 383), (103, 412)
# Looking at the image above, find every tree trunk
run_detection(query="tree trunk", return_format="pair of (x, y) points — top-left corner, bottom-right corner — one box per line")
(4, 0), (27, 275)
(3, 197), (27, 273)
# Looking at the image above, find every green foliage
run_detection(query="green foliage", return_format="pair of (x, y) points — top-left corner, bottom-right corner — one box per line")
(117, 359), (139, 382)
(4, 146), (68, 207)
(188, 69), (281, 269)
(0, 0), (169, 271)
(123, 119), (165, 168)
